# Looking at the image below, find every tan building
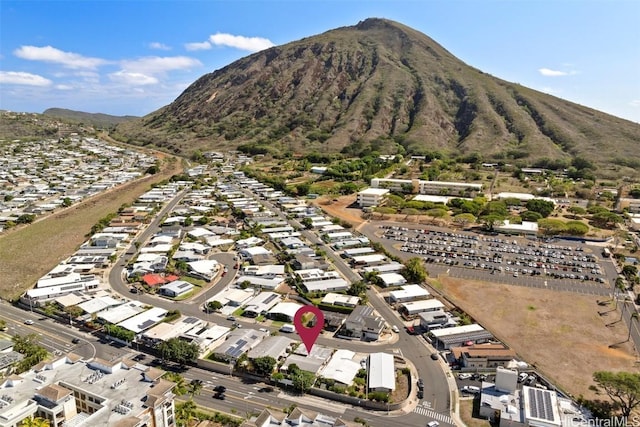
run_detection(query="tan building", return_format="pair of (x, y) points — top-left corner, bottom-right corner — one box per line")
(0, 355), (175, 427)
(451, 343), (516, 369)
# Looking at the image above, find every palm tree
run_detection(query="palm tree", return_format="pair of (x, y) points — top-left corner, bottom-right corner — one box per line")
(163, 372), (187, 396)
(187, 379), (203, 399)
(175, 400), (197, 427)
(20, 416), (50, 427)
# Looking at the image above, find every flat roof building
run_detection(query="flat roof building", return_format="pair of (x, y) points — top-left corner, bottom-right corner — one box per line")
(368, 352), (395, 392)
(430, 324), (493, 349)
(389, 284), (430, 303)
(0, 355), (176, 427)
(356, 188), (389, 208)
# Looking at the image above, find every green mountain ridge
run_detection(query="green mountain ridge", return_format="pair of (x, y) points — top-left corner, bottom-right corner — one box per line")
(114, 18), (640, 177)
(44, 108), (138, 129)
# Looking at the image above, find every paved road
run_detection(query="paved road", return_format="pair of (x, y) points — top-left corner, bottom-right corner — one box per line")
(182, 366), (452, 427)
(0, 301), (135, 361)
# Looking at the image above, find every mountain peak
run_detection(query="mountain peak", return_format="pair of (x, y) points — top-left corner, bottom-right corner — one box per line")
(116, 19), (640, 177)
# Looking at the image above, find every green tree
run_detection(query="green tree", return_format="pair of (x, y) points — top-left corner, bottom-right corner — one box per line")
(61, 197), (72, 207)
(629, 188), (640, 199)
(538, 218), (568, 235)
(568, 206), (587, 218)
(479, 214), (504, 231)
(525, 199), (555, 218)
(16, 214), (36, 224)
(348, 281), (368, 296)
(158, 338), (200, 365)
(296, 182), (311, 197)
(592, 211), (623, 228)
(288, 364), (316, 393)
(207, 300), (223, 312)
(592, 371), (640, 418)
(403, 257), (428, 283)
(622, 265), (639, 283)
(520, 211), (543, 222)
(453, 213), (476, 227)
(252, 356), (277, 377)
(565, 221), (589, 236)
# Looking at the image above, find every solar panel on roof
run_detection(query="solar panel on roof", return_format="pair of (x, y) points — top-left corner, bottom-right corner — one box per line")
(528, 388), (556, 421)
(264, 294), (279, 304)
(139, 319), (155, 329)
(184, 317), (198, 324)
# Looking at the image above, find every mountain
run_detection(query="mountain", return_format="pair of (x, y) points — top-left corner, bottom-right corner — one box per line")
(115, 18), (640, 176)
(44, 108), (138, 129)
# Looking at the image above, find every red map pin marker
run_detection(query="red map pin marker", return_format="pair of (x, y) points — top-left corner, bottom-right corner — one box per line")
(294, 305), (324, 353)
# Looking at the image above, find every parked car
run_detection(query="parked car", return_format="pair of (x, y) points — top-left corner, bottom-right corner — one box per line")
(430, 353), (439, 361)
(391, 325), (400, 333)
(417, 378), (424, 390)
(518, 372), (528, 383)
(428, 421), (440, 427)
(461, 385), (481, 394)
(458, 373), (472, 380)
(226, 316), (236, 321)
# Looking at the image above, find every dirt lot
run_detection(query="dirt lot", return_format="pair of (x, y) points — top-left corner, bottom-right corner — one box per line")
(0, 155), (182, 300)
(437, 275), (638, 397)
(313, 195), (365, 228)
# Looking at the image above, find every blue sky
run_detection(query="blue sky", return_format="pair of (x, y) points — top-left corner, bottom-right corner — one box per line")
(1, 0), (639, 122)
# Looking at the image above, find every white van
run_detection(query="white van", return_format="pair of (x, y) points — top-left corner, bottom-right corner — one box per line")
(280, 324), (295, 333)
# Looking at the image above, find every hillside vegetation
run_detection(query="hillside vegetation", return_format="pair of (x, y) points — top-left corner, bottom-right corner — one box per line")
(115, 18), (640, 178)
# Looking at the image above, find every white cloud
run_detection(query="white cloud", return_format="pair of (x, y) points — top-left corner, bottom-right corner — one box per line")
(208, 33), (274, 52)
(120, 56), (202, 74)
(149, 42), (171, 50)
(109, 71), (159, 86)
(629, 100), (640, 108)
(185, 41), (212, 51)
(55, 84), (73, 90)
(538, 67), (578, 77)
(539, 68), (568, 77)
(0, 71), (52, 86)
(14, 45), (107, 69)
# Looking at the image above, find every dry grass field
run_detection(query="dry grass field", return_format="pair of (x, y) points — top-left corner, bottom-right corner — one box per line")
(436, 276), (638, 398)
(0, 156), (182, 300)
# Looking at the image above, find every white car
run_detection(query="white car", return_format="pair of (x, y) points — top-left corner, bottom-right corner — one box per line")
(458, 373), (472, 380)
(428, 421), (440, 427)
(391, 325), (400, 333)
(24, 319), (34, 325)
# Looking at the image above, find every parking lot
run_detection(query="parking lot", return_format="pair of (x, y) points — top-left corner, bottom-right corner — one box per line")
(378, 225), (615, 296)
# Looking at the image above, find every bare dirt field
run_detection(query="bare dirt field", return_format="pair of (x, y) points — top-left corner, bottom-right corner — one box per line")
(313, 195), (365, 228)
(0, 156), (182, 300)
(437, 275), (638, 397)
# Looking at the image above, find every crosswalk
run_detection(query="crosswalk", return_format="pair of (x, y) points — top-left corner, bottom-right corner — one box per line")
(413, 405), (455, 424)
